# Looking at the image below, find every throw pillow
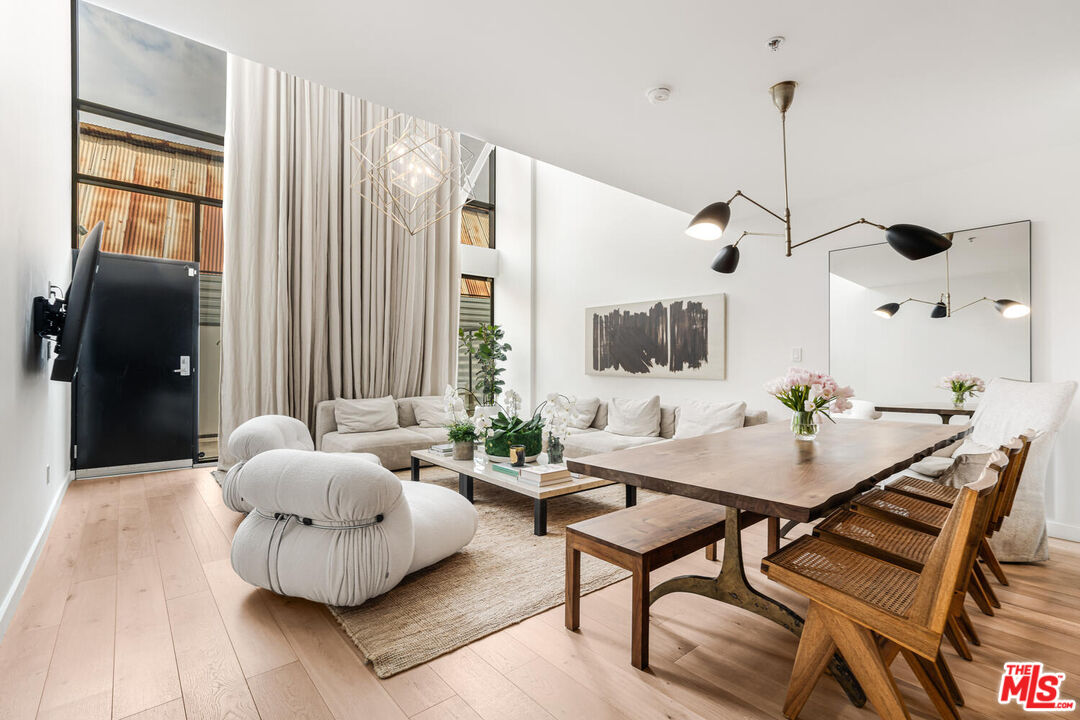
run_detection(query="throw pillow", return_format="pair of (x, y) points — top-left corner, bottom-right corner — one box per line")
(568, 397), (601, 429)
(335, 396), (399, 434)
(605, 396), (661, 437)
(673, 400), (746, 439)
(908, 456), (957, 478)
(412, 396), (452, 428)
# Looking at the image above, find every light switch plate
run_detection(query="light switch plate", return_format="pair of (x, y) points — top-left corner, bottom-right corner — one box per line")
(791, 347), (803, 362)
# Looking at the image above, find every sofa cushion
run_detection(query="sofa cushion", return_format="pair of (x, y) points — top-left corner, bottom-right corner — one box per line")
(568, 397), (601, 429)
(335, 396), (399, 433)
(412, 396), (452, 428)
(566, 426), (599, 436)
(606, 396), (661, 437)
(322, 427), (430, 453)
(410, 426), (450, 443)
(593, 402), (609, 429)
(743, 409), (768, 426)
(674, 400), (746, 439)
(563, 430), (662, 458)
(660, 405), (677, 439)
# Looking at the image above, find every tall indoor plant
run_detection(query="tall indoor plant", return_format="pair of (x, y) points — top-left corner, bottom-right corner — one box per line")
(459, 324), (511, 407)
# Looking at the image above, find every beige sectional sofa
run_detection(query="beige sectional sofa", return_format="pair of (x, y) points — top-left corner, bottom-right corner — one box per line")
(315, 396), (449, 470)
(562, 401), (768, 458)
(315, 395), (769, 469)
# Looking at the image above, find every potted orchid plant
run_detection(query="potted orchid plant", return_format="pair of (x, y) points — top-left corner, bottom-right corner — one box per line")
(764, 368), (854, 441)
(941, 372), (985, 408)
(539, 392), (576, 464)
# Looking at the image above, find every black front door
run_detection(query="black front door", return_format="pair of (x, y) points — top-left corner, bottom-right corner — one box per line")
(74, 253), (198, 471)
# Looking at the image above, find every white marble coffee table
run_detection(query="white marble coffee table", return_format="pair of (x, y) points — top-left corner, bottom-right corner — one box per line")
(409, 449), (637, 535)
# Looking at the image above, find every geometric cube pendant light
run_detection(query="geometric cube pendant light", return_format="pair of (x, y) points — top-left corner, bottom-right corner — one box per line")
(687, 81), (954, 272)
(351, 113), (476, 235)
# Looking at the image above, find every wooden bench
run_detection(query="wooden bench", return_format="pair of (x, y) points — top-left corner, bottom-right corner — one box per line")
(564, 495), (728, 669)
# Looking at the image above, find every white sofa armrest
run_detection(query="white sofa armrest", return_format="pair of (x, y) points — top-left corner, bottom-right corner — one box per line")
(314, 400), (337, 450)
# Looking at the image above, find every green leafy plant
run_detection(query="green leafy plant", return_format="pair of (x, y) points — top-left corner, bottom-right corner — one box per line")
(484, 411), (544, 458)
(446, 420), (478, 444)
(459, 324), (511, 406)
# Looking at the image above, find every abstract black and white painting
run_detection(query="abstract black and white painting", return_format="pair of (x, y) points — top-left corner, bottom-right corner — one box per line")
(585, 294), (726, 379)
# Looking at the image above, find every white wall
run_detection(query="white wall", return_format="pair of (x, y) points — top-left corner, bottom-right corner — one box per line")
(503, 142), (1080, 541)
(0, 0), (73, 634)
(493, 148), (537, 410)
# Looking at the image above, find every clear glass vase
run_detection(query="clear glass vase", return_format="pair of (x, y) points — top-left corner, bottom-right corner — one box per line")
(952, 391), (966, 409)
(791, 410), (819, 441)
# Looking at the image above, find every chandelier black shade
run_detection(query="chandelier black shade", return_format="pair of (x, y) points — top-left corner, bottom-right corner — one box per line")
(686, 202), (731, 241)
(874, 303), (901, 318)
(885, 224), (953, 261)
(710, 245), (740, 273)
(930, 301), (949, 319)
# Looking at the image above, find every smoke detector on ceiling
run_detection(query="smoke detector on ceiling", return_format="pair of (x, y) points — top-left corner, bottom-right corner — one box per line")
(646, 86), (672, 104)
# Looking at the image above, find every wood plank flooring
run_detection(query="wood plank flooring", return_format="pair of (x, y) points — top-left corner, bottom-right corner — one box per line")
(0, 467), (1077, 719)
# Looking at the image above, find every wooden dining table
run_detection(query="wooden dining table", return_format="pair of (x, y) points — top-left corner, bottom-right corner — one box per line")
(567, 418), (969, 707)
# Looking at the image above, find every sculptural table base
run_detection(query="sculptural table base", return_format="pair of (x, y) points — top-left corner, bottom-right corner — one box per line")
(649, 506), (867, 708)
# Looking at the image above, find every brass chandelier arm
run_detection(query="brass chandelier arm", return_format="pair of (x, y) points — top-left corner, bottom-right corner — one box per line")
(949, 296), (994, 314)
(789, 218), (888, 251)
(731, 230), (786, 248)
(728, 190), (788, 224)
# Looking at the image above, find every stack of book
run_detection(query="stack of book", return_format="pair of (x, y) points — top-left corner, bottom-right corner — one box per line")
(429, 443), (453, 456)
(491, 463), (570, 486)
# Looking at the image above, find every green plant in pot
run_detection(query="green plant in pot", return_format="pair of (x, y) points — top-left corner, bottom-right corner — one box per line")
(447, 420), (477, 461)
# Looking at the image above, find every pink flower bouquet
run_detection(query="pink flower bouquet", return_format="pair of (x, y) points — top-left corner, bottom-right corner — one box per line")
(765, 368), (855, 439)
(941, 372), (985, 407)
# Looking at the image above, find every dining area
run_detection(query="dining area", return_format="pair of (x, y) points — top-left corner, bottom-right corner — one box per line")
(564, 375), (1078, 720)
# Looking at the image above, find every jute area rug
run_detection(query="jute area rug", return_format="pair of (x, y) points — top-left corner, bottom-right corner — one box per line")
(328, 465), (653, 678)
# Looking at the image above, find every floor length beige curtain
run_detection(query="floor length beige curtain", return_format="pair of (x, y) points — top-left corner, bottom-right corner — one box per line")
(220, 56), (460, 466)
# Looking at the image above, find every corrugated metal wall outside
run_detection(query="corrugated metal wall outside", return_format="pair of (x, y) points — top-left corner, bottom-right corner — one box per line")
(77, 123), (224, 272)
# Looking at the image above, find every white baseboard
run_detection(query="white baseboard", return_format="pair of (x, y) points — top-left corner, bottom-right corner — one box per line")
(1047, 520), (1080, 543)
(0, 471), (73, 640)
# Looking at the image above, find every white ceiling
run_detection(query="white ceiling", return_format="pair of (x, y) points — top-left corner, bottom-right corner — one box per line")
(93, 0), (1080, 217)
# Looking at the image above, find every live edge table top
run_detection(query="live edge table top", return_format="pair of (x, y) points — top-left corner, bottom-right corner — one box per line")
(566, 419), (969, 523)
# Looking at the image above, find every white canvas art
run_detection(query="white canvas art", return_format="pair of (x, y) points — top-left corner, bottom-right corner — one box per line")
(585, 293), (726, 379)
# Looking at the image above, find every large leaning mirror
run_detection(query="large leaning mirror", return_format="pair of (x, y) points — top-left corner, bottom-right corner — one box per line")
(829, 220), (1031, 407)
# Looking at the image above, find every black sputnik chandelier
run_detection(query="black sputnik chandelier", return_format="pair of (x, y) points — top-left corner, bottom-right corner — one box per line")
(686, 81), (952, 273)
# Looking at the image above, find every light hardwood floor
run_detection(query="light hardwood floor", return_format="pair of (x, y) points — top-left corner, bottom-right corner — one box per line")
(1, 468), (1078, 719)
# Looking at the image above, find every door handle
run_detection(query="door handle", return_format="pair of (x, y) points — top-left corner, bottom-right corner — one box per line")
(174, 355), (191, 376)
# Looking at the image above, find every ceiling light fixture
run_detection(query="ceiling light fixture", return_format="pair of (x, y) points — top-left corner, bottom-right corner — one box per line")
(351, 113), (477, 235)
(688, 81), (952, 273)
(873, 247), (1031, 320)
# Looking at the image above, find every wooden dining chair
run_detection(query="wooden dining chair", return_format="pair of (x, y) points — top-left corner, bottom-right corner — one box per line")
(762, 452), (1006, 720)
(888, 430), (1034, 587)
(847, 437), (1026, 616)
(811, 440), (1019, 662)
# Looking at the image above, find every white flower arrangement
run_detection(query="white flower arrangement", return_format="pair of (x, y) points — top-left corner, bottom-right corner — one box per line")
(540, 392), (576, 441)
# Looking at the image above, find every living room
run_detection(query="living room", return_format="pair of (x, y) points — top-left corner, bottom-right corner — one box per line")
(2, 1), (1080, 719)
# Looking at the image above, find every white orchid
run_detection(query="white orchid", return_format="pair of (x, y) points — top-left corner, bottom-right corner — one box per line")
(502, 389), (522, 419)
(540, 392), (576, 441)
(471, 405), (492, 438)
(443, 385), (470, 423)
